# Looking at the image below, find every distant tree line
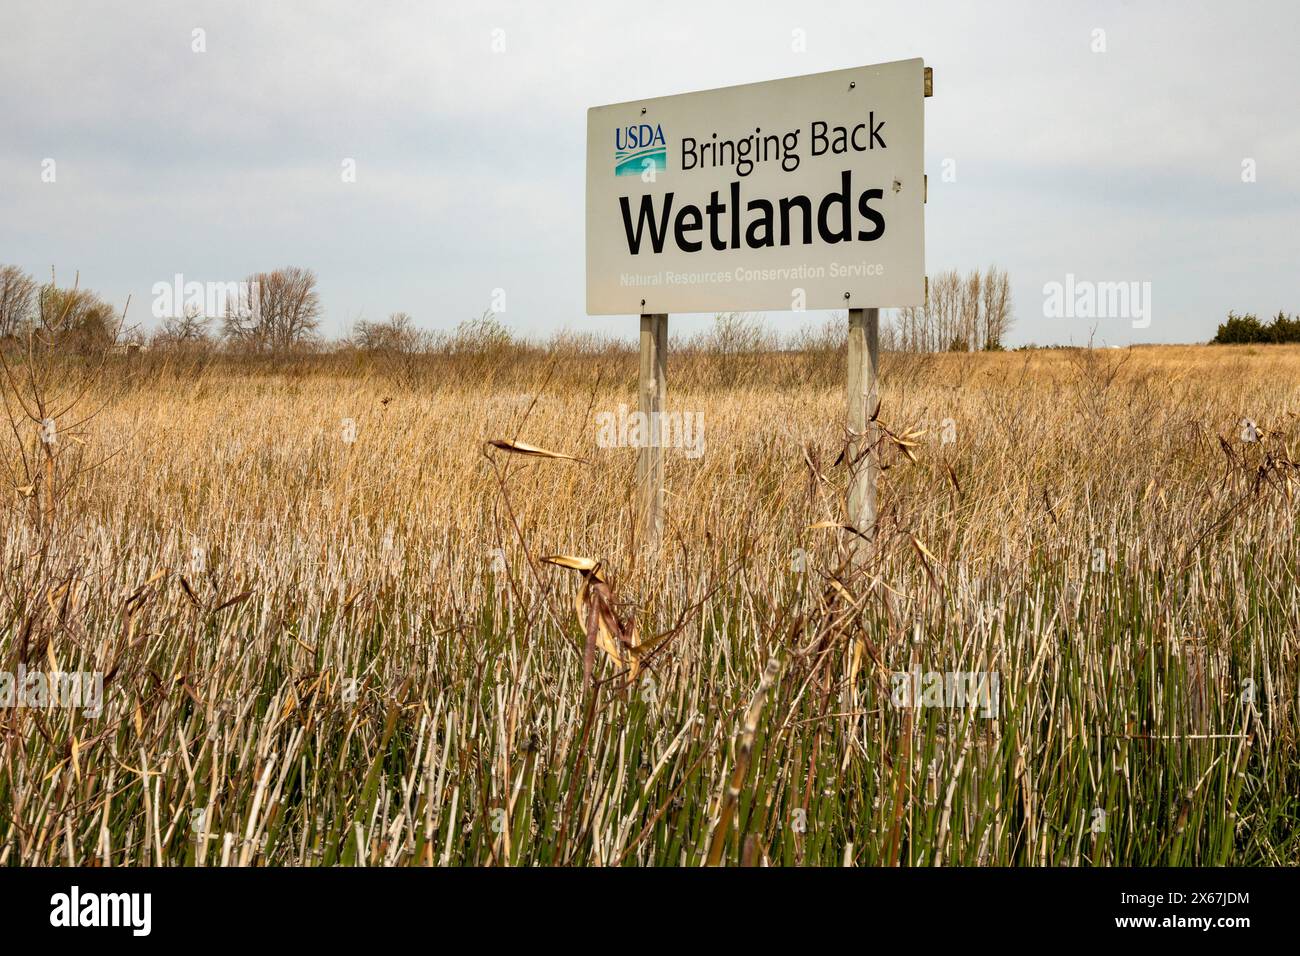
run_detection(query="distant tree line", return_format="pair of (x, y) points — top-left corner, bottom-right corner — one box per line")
(888, 266), (1013, 353)
(0, 265), (120, 351)
(673, 266), (1015, 355)
(1, 263), (513, 357)
(0, 263), (328, 354)
(1, 262), (1014, 357)
(1211, 311), (1300, 344)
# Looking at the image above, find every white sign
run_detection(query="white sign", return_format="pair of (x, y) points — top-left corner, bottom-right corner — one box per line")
(586, 58), (926, 315)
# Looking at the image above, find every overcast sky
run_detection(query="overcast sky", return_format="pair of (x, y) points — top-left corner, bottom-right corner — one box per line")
(2, 0), (1297, 346)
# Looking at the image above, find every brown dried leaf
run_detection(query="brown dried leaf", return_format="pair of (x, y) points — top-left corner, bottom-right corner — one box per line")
(487, 438), (584, 462)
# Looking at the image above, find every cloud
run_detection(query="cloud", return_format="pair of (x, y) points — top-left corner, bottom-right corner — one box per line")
(2, 0), (1297, 343)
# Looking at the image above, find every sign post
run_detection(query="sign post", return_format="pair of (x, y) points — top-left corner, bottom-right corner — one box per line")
(636, 312), (667, 550)
(586, 59), (927, 559)
(847, 307), (879, 558)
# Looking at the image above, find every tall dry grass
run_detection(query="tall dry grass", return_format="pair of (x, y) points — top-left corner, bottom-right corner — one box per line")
(1, 342), (1298, 865)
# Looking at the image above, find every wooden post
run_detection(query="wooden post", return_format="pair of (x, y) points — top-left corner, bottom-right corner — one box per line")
(636, 313), (667, 551)
(847, 308), (879, 560)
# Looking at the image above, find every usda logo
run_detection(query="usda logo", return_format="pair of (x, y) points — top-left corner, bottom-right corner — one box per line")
(615, 122), (666, 176)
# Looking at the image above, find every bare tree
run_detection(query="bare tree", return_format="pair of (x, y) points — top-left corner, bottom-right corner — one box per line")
(893, 304), (925, 352)
(961, 269), (982, 350)
(700, 312), (775, 355)
(0, 271), (126, 537)
(981, 265), (1013, 349)
(888, 266), (1014, 353)
(446, 310), (512, 354)
(929, 270), (963, 351)
(877, 314), (898, 351)
(0, 265), (38, 338)
(39, 283), (117, 354)
(787, 313), (847, 352)
(352, 312), (426, 353)
(223, 266), (321, 351)
(154, 304), (214, 349)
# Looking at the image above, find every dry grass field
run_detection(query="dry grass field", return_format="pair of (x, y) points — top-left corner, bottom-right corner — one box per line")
(2, 340), (1299, 865)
